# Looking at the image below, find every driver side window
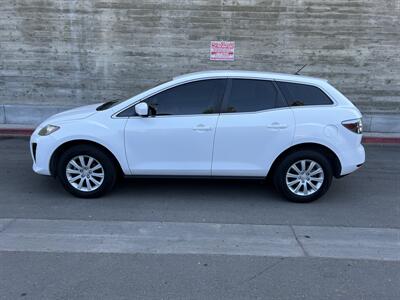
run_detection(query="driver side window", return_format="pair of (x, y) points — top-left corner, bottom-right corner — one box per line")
(118, 79), (226, 117)
(145, 79), (226, 116)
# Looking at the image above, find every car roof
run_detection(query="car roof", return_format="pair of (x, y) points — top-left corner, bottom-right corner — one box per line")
(173, 70), (328, 85)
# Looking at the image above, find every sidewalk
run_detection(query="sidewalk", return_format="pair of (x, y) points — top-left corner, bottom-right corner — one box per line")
(1, 123), (399, 144)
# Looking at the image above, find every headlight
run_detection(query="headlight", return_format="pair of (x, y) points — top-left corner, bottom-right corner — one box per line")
(38, 124), (60, 136)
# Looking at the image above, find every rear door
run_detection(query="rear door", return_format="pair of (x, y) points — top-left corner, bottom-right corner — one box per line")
(212, 78), (295, 176)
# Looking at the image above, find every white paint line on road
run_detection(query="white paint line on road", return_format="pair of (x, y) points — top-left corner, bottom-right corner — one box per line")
(0, 219), (399, 261)
(294, 226), (400, 261)
(0, 219), (303, 257)
(0, 219), (13, 232)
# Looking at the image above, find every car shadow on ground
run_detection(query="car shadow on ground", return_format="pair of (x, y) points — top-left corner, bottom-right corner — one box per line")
(113, 176), (284, 201)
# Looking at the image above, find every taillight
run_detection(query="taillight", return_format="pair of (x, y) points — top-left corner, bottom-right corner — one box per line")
(342, 118), (363, 134)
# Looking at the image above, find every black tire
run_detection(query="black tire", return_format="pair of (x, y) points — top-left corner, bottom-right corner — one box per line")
(273, 150), (333, 203)
(57, 145), (117, 198)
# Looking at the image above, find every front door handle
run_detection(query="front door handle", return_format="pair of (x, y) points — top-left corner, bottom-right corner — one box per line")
(193, 124), (212, 132)
(267, 122), (288, 129)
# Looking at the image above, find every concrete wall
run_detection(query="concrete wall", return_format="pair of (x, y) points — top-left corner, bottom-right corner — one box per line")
(1, 0), (399, 117)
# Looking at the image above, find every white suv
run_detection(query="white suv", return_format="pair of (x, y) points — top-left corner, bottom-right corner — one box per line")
(30, 71), (365, 202)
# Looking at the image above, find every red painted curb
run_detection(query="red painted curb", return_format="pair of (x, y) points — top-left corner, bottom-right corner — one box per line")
(0, 128), (34, 136)
(0, 128), (399, 144)
(362, 136), (400, 144)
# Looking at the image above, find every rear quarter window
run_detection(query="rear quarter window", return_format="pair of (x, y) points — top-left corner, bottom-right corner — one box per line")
(277, 82), (333, 106)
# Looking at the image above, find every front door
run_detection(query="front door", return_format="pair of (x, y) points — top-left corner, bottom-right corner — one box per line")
(124, 79), (227, 175)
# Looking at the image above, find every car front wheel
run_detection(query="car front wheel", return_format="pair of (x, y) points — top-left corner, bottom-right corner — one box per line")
(273, 150), (333, 203)
(57, 145), (117, 198)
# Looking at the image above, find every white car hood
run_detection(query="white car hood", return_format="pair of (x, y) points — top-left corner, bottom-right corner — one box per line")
(44, 103), (101, 124)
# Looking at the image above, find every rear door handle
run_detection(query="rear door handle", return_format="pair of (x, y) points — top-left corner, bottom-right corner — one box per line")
(192, 124), (212, 132)
(267, 122), (288, 129)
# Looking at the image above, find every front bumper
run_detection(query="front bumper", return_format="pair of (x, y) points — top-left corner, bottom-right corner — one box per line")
(30, 130), (58, 176)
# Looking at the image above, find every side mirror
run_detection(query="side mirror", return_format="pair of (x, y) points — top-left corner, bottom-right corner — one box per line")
(134, 102), (149, 117)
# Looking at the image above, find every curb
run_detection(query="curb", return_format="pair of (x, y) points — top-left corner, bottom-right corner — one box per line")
(362, 136), (400, 144)
(0, 128), (34, 136)
(0, 127), (399, 144)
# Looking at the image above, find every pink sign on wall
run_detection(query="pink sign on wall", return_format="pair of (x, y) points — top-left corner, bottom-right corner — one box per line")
(210, 41), (235, 61)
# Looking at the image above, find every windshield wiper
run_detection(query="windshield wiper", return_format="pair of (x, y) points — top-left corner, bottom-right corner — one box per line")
(96, 100), (120, 111)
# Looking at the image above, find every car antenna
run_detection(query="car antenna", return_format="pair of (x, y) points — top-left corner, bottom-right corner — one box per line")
(294, 64), (308, 75)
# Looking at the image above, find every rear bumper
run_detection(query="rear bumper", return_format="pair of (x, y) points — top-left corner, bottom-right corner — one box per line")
(339, 143), (365, 176)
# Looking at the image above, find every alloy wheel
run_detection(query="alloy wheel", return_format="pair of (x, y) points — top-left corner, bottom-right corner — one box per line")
(285, 159), (324, 196)
(65, 155), (105, 192)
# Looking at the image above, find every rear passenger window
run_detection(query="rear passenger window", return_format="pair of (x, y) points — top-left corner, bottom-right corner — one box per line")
(277, 82), (333, 106)
(224, 79), (286, 113)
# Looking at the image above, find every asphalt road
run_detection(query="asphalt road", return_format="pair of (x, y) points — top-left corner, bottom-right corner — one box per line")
(0, 137), (399, 228)
(2, 252), (399, 300)
(0, 137), (399, 299)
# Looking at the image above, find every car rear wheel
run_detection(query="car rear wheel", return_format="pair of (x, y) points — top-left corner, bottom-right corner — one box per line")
(273, 150), (333, 203)
(57, 145), (117, 198)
